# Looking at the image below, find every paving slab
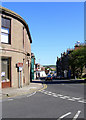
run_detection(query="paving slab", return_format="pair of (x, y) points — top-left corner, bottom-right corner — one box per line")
(1, 80), (44, 99)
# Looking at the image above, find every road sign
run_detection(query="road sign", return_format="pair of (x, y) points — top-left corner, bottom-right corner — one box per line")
(17, 63), (23, 67)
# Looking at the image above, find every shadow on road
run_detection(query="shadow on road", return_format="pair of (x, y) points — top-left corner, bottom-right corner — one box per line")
(31, 79), (86, 84)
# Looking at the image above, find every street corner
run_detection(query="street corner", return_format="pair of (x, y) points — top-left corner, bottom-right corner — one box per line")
(37, 84), (47, 92)
(1, 82), (46, 99)
(29, 82), (47, 93)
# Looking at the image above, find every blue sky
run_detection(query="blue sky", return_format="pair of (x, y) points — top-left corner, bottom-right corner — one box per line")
(2, 2), (84, 65)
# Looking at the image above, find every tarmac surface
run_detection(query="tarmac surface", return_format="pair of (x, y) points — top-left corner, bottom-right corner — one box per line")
(0, 78), (85, 99)
(1, 82), (85, 119)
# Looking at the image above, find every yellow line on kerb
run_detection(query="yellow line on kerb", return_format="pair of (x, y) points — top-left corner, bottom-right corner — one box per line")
(38, 84), (47, 92)
(7, 84), (47, 98)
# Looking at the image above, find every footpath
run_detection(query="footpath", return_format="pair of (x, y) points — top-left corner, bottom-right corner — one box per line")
(0, 79), (45, 99)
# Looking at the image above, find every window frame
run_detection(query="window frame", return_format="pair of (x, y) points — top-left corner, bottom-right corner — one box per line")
(1, 17), (11, 44)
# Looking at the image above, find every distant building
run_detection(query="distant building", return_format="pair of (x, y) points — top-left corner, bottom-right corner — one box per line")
(74, 41), (86, 50)
(35, 63), (46, 79)
(31, 53), (35, 81)
(35, 63), (41, 71)
(56, 41), (86, 79)
(0, 7), (32, 88)
(56, 49), (73, 78)
(41, 66), (45, 71)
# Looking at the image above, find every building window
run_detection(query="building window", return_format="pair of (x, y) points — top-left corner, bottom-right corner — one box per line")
(1, 17), (11, 44)
(1, 57), (11, 83)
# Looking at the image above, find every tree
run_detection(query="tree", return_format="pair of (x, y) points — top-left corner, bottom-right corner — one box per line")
(69, 46), (86, 78)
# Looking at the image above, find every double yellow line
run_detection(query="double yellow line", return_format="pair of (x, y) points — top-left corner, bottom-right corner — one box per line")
(38, 84), (47, 92)
(5, 83), (47, 98)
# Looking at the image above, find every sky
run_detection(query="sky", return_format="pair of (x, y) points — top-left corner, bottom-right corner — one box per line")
(2, 2), (84, 65)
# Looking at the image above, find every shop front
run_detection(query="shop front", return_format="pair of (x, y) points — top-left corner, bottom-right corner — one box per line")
(1, 57), (11, 88)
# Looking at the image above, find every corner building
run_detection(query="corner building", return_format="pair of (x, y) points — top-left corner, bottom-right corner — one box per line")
(0, 7), (32, 88)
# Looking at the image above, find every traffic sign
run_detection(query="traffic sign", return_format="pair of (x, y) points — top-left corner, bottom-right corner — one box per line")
(17, 63), (23, 67)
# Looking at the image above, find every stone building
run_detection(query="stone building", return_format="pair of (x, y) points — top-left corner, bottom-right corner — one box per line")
(0, 7), (32, 88)
(56, 49), (73, 78)
(56, 41), (86, 79)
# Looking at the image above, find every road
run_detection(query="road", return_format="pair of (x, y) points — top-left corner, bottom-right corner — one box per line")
(1, 81), (86, 119)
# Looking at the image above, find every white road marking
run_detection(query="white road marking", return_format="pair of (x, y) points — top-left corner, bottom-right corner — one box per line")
(41, 90), (45, 92)
(47, 93), (52, 96)
(52, 93), (56, 95)
(60, 96), (68, 99)
(46, 91), (51, 93)
(78, 99), (86, 103)
(27, 91), (36, 97)
(57, 94), (63, 97)
(72, 97), (81, 100)
(48, 92), (52, 93)
(57, 112), (71, 120)
(68, 98), (75, 101)
(62, 96), (70, 99)
(64, 96), (70, 99)
(53, 94), (58, 97)
(40, 90), (86, 104)
(8, 99), (13, 101)
(72, 111), (81, 120)
(43, 92), (48, 94)
(41, 91), (46, 93)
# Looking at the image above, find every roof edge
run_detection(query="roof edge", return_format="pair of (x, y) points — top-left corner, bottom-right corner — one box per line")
(0, 6), (32, 43)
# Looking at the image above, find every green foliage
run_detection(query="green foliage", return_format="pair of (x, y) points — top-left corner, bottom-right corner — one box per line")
(69, 46), (86, 78)
(45, 67), (53, 71)
(43, 65), (56, 68)
(44, 65), (56, 71)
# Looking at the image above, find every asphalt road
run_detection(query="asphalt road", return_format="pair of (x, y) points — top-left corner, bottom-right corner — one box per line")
(1, 81), (86, 120)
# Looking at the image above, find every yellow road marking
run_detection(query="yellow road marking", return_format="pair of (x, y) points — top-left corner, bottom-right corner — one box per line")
(38, 84), (47, 92)
(4, 84), (47, 98)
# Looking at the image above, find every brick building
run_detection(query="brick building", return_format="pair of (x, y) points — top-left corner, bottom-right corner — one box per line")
(56, 41), (86, 79)
(0, 7), (32, 88)
(56, 49), (73, 78)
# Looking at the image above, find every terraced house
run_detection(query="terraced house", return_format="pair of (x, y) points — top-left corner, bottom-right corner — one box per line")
(56, 41), (86, 79)
(0, 7), (32, 88)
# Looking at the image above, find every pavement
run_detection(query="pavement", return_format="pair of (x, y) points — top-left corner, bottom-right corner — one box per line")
(0, 79), (45, 99)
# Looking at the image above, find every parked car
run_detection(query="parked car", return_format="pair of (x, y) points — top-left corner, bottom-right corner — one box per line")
(57, 75), (62, 78)
(45, 74), (52, 81)
(57, 75), (64, 79)
(52, 74), (57, 79)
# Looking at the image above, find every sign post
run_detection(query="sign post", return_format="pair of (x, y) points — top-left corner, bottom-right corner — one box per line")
(17, 63), (23, 88)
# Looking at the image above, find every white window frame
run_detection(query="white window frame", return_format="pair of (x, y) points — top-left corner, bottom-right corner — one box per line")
(1, 27), (9, 44)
